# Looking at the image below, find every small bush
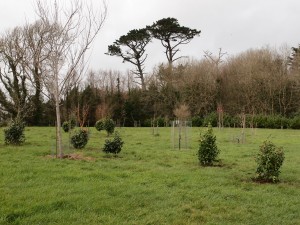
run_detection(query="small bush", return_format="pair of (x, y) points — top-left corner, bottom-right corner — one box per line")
(255, 140), (284, 183)
(191, 116), (203, 127)
(71, 129), (89, 149)
(203, 112), (218, 127)
(95, 119), (104, 131)
(142, 119), (152, 127)
(155, 117), (165, 127)
(198, 124), (220, 166)
(62, 120), (76, 133)
(290, 116), (300, 129)
(104, 119), (115, 136)
(102, 132), (124, 155)
(4, 120), (26, 145)
(62, 121), (69, 132)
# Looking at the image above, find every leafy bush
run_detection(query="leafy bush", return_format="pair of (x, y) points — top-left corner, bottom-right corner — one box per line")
(4, 120), (26, 145)
(62, 119), (76, 133)
(155, 117), (165, 127)
(255, 141), (284, 183)
(223, 114), (239, 127)
(203, 112), (218, 127)
(104, 119), (115, 136)
(95, 119), (104, 131)
(290, 115), (300, 129)
(191, 116), (203, 127)
(71, 129), (89, 149)
(62, 121), (69, 132)
(142, 119), (152, 127)
(198, 124), (220, 166)
(102, 132), (124, 155)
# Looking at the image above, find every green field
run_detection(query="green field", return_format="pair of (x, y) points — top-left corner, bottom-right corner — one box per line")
(0, 127), (299, 225)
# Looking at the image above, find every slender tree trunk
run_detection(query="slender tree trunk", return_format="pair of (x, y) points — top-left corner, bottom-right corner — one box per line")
(54, 60), (63, 158)
(55, 98), (63, 158)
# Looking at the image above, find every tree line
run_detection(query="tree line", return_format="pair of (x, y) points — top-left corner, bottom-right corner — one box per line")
(53, 46), (300, 128)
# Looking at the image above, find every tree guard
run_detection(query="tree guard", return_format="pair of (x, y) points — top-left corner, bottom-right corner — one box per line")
(171, 120), (191, 150)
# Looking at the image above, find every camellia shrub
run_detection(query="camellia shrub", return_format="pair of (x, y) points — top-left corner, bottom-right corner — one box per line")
(4, 119), (26, 145)
(104, 119), (115, 136)
(62, 119), (76, 133)
(95, 119), (104, 132)
(255, 140), (284, 183)
(71, 129), (89, 149)
(95, 118), (115, 135)
(198, 124), (220, 166)
(102, 132), (124, 155)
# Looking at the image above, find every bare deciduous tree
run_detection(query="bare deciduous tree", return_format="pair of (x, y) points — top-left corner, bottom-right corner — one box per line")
(35, 0), (107, 158)
(0, 27), (31, 121)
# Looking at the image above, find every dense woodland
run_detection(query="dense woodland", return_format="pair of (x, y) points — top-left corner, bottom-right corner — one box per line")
(1, 5), (300, 128)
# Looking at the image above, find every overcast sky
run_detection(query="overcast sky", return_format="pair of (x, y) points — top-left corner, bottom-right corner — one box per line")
(1, 0), (300, 74)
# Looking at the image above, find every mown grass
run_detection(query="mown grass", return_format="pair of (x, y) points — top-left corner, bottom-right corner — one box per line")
(0, 126), (299, 225)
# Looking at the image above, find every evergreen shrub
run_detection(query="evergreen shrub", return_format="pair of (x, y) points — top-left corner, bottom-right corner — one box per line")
(95, 119), (104, 131)
(255, 140), (284, 183)
(62, 119), (76, 133)
(4, 120), (25, 145)
(71, 129), (89, 149)
(102, 132), (124, 155)
(198, 124), (220, 166)
(104, 119), (115, 136)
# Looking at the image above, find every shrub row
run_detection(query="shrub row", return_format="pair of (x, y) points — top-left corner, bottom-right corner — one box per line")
(129, 113), (300, 129)
(192, 113), (300, 129)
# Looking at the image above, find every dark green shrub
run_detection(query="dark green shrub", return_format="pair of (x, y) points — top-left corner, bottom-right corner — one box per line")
(290, 116), (300, 129)
(255, 140), (284, 183)
(71, 129), (89, 149)
(62, 120), (76, 132)
(4, 120), (25, 145)
(191, 116), (203, 127)
(142, 119), (152, 127)
(62, 121), (69, 132)
(280, 117), (290, 129)
(102, 132), (124, 155)
(95, 119), (104, 131)
(104, 119), (115, 136)
(198, 124), (220, 166)
(155, 117), (165, 127)
(203, 112), (218, 127)
(223, 114), (239, 127)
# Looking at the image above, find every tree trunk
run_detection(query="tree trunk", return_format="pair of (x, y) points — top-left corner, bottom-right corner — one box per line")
(54, 60), (63, 158)
(55, 97), (63, 158)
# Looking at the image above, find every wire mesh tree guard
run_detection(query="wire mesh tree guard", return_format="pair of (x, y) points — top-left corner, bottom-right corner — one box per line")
(171, 120), (192, 150)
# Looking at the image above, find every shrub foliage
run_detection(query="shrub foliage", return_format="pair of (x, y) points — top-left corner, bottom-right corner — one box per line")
(95, 119), (104, 131)
(198, 125), (220, 166)
(102, 132), (124, 155)
(255, 140), (284, 183)
(95, 118), (115, 135)
(62, 119), (76, 133)
(71, 129), (89, 149)
(4, 120), (26, 145)
(104, 119), (115, 136)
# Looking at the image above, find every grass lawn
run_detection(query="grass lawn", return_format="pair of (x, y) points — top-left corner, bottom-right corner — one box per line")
(0, 126), (299, 225)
